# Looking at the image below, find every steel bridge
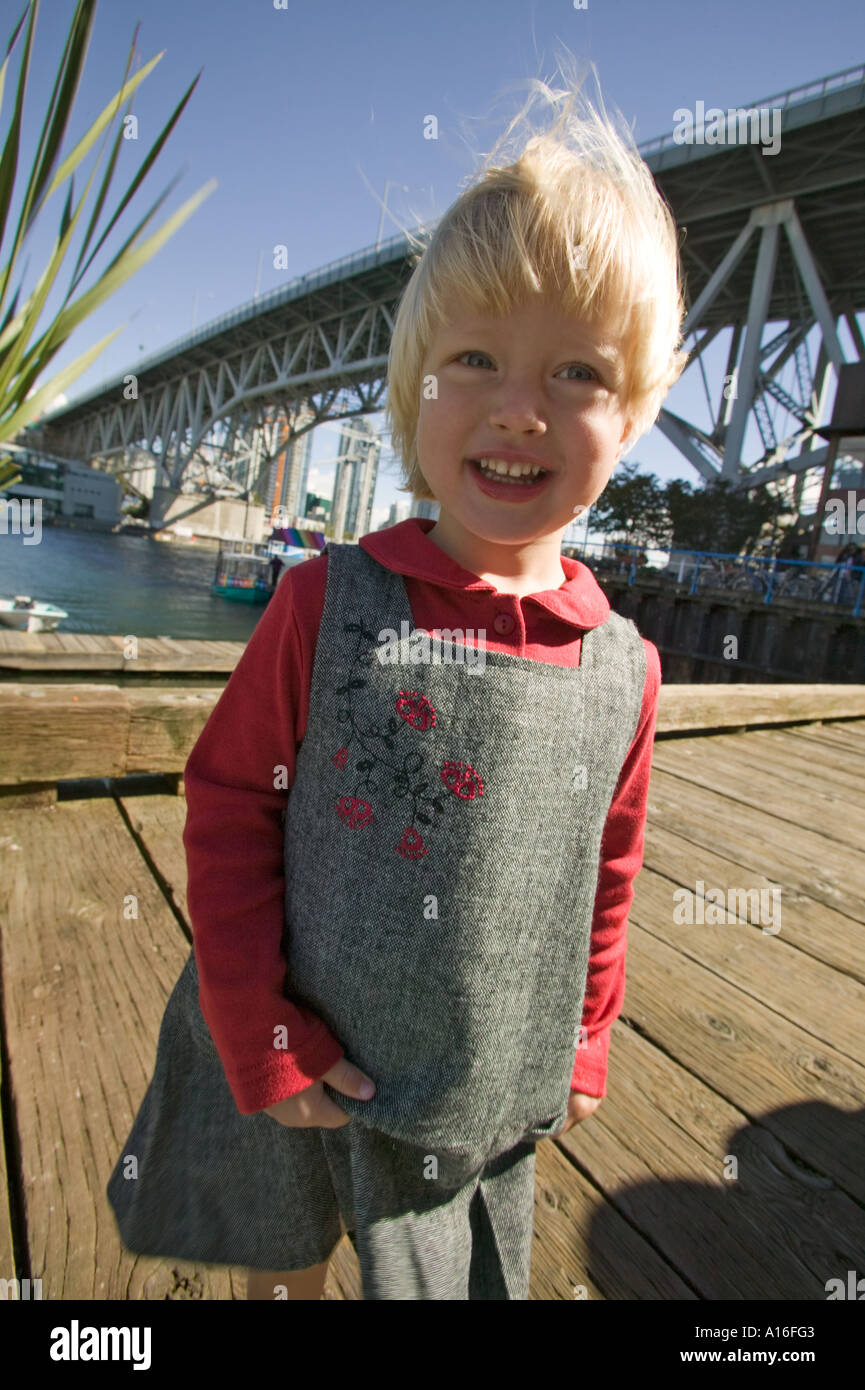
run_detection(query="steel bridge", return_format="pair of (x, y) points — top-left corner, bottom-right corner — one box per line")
(21, 64), (865, 510)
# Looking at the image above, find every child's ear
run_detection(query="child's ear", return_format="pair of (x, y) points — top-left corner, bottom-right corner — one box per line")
(618, 421), (634, 455)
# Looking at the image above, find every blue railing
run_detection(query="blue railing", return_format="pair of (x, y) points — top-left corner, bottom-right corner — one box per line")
(567, 540), (865, 618)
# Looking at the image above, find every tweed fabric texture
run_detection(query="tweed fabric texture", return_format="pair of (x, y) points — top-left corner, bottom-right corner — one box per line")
(106, 949), (537, 1295)
(281, 540), (646, 1167)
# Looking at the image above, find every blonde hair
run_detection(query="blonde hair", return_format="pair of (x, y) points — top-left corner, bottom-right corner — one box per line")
(385, 56), (689, 501)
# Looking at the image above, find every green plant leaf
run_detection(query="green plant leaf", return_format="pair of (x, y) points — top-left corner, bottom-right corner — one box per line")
(0, 0), (213, 450)
(0, 0), (39, 310)
(0, 323), (122, 440)
(0, 6), (31, 132)
(66, 19), (140, 294)
(21, 0), (96, 243)
(0, 120), (111, 397)
(30, 175), (216, 364)
(69, 68), (202, 297)
(43, 49), (164, 207)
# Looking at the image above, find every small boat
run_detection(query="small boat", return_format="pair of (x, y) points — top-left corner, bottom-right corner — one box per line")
(0, 594), (68, 633)
(211, 535), (324, 603)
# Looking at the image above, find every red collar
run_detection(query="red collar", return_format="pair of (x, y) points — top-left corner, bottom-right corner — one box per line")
(359, 517), (610, 630)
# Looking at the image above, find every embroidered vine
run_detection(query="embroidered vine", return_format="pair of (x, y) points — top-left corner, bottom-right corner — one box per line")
(330, 619), (484, 857)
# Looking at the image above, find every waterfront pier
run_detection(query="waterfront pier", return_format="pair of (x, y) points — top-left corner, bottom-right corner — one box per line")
(0, 671), (863, 1299)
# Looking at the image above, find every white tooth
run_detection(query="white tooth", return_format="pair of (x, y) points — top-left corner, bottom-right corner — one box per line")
(476, 457), (545, 481)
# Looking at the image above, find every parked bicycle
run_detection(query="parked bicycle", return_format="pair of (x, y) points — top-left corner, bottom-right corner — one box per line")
(729, 557), (815, 600)
(693, 557), (742, 592)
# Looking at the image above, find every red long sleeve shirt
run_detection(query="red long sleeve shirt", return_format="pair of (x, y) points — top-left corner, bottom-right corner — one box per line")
(182, 517), (661, 1115)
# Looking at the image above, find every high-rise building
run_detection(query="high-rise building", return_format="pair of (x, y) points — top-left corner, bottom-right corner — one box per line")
(411, 497), (440, 521)
(262, 403), (316, 523)
(379, 498), (413, 530)
(330, 417), (381, 541)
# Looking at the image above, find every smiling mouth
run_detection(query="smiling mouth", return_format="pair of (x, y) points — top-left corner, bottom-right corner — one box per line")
(468, 458), (551, 485)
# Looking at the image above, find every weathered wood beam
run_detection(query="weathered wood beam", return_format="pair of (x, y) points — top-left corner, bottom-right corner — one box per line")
(1, 684), (864, 787)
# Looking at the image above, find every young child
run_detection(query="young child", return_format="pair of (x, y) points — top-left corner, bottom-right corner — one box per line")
(106, 67), (687, 1301)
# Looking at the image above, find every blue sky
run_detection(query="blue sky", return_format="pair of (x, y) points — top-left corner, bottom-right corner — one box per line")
(6, 0), (863, 525)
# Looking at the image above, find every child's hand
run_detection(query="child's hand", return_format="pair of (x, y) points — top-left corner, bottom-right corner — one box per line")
(263, 1059), (376, 1129)
(558, 1091), (602, 1135)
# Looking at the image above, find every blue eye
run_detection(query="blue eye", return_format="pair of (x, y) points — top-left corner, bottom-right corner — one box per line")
(559, 364), (596, 381)
(456, 352), (597, 380)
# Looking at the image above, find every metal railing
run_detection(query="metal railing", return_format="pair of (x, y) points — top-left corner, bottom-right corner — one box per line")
(637, 63), (865, 158)
(568, 540), (865, 617)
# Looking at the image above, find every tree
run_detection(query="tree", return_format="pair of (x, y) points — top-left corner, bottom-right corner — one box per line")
(591, 460), (672, 548)
(664, 477), (777, 554)
(0, 0), (216, 486)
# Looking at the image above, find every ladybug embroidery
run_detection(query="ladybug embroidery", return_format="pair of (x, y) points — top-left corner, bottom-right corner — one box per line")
(335, 796), (374, 828)
(331, 621), (484, 856)
(395, 827), (429, 859)
(440, 761), (484, 800)
(395, 692), (436, 731)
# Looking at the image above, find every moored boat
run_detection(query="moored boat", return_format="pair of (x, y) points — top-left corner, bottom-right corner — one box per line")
(0, 595), (68, 633)
(211, 532), (325, 603)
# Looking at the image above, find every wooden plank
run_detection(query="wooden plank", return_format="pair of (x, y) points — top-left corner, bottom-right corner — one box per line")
(116, 794), (189, 922)
(549, 1020), (865, 1299)
(650, 737), (865, 850)
(0, 1014), (17, 1296)
(655, 685), (865, 733)
(738, 726), (865, 798)
(0, 631), (49, 662)
(675, 729), (865, 809)
(0, 685), (130, 783)
(0, 633), (126, 672)
(531, 1137), (695, 1299)
(124, 691), (222, 774)
(0, 794), (241, 1298)
(325, 1236), (361, 1300)
(4, 683), (865, 788)
(0, 634), (245, 675)
(632, 866), (864, 1061)
(646, 766), (865, 920)
(783, 723), (865, 755)
(643, 822), (865, 984)
(621, 920), (865, 1200)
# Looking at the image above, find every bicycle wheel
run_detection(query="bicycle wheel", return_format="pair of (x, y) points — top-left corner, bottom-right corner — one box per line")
(730, 573), (762, 594)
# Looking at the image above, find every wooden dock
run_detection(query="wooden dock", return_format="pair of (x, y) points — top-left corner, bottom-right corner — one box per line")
(0, 667), (863, 1299)
(0, 629), (244, 677)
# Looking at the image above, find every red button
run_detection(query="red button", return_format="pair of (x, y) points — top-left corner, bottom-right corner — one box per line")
(493, 612), (515, 636)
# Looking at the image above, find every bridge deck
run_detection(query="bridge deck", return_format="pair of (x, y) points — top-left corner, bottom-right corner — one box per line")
(0, 717), (862, 1299)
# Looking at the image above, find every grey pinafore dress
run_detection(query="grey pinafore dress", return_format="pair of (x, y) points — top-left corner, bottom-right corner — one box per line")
(106, 540), (646, 1299)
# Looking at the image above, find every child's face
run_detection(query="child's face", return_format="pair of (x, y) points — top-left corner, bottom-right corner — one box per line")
(416, 293), (633, 546)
